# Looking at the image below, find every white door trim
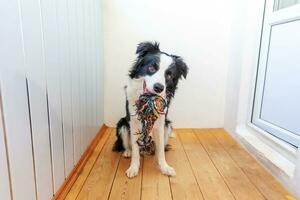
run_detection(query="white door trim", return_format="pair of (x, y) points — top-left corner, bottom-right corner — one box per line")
(251, 0), (300, 147)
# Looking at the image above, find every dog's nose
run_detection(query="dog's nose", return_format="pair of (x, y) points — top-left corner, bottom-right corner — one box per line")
(153, 83), (164, 93)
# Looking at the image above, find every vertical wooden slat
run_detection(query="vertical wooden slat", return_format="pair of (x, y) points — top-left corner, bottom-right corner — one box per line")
(68, 0), (82, 164)
(83, 0), (93, 144)
(0, 0), (37, 199)
(40, 0), (65, 191)
(0, 89), (12, 200)
(95, 0), (104, 126)
(84, 0), (91, 143)
(89, 0), (96, 139)
(91, 0), (100, 130)
(0, 0), (104, 199)
(94, 0), (101, 134)
(89, 0), (98, 137)
(56, 0), (74, 176)
(18, 0), (54, 198)
(76, 0), (88, 154)
(93, 0), (98, 127)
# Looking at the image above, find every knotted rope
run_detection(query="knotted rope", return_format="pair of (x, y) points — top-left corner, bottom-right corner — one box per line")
(134, 93), (167, 155)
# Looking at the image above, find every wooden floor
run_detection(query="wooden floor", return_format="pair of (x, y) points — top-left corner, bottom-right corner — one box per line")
(65, 128), (294, 200)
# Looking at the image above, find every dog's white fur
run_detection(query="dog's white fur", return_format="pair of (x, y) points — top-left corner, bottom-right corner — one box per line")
(121, 54), (176, 178)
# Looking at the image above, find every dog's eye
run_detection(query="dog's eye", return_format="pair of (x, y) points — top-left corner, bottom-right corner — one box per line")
(166, 72), (172, 80)
(148, 65), (156, 73)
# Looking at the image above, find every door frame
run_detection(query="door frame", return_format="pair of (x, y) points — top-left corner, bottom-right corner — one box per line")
(251, 0), (300, 147)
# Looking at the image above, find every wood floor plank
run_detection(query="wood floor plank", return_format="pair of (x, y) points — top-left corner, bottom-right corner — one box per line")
(65, 128), (112, 200)
(109, 157), (143, 200)
(76, 130), (121, 200)
(167, 130), (204, 200)
(212, 128), (294, 200)
(177, 129), (235, 200)
(65, 128), (294, 200)
(141, 155), (172, 200)
(194, 129), (265, 200)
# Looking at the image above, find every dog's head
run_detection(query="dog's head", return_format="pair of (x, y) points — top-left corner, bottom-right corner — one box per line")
(129, 42), (188, 98)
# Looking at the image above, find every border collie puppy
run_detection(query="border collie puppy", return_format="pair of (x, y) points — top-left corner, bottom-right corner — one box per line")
(113, 42), (188, 178)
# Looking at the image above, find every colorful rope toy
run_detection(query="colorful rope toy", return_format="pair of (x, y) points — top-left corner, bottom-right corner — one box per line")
(134, 92), (167, 155)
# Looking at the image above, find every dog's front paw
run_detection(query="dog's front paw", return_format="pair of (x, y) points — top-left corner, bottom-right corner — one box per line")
(126, 165), (139, 178)
(159, 164), (176, 176)
(122, 150), (131, 158)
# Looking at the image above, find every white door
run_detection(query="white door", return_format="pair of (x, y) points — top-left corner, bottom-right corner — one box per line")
(252, 0), (300, 147)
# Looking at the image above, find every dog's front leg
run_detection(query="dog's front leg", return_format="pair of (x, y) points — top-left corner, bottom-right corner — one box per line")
(126, 117), (140, 178)
(154, 117), (176, 176)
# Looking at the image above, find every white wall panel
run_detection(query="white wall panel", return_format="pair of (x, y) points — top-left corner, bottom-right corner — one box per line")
(90, 0), (99, 136)
(87, 0), (95, 138)
(0, 0), (37, 199)
(86, 0), (96, 139)
(77, 0), (88, 153)
(0, 0), (104, 199)
(95, 0), (105, 126)
(19, 0), (54, 198)
(94, 0), (101, 127)
(84, 0), (93, 145)
(68, 0), (82, 163)
(57, 0), (74, 175)
(40, 0), (65, 191)
(0, 90), (11, 200)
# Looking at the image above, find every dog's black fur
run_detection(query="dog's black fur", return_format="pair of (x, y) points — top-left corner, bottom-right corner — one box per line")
(113, 42), (188, 151)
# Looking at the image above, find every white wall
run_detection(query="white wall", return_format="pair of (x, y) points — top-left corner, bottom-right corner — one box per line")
(103, 0), (237, 128)
(223, 0), (246, 134)
(0, 0), (104, 199)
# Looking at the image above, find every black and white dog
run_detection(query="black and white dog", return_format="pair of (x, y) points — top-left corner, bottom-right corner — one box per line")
(113, 42), (188, 178)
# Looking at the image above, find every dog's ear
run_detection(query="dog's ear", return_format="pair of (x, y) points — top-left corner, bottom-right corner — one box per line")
(176, 58), (188, 79)
(136, 41), (160, 56)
